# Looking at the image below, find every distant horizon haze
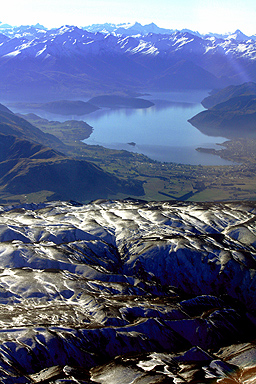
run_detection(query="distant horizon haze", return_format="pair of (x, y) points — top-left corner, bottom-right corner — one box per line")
(1, 0), (256, 36)
(0, 20), (254, 39)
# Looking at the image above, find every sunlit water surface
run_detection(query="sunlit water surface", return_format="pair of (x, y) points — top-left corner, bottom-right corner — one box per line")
(83, 91), (232, 165)
(10, 90), (233, 165)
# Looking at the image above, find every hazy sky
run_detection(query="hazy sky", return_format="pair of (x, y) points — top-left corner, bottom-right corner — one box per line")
(1, 0), (256, 35)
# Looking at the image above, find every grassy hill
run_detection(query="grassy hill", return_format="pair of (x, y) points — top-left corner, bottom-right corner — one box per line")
(0, 108), (63, 149)
(17, 113), (93, 142)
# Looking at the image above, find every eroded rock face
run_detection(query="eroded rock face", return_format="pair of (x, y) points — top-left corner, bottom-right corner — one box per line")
(0, 200), (255, 382)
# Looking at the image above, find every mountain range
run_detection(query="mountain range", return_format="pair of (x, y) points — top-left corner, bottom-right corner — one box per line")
(1, 21), (256, 40)
(0, 22), (255, 100)
(83, 22), (256, 41)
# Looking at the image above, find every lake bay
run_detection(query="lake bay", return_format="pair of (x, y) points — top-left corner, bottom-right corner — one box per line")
(83, 91), (233, 165)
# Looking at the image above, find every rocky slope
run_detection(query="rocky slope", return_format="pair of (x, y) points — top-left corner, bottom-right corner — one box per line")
(0, 199), (255, 382)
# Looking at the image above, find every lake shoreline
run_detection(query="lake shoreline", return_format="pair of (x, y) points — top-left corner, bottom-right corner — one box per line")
(8, 90), (235, 166)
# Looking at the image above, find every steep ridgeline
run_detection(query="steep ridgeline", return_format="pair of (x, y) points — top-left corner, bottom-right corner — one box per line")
(0, 25), (256, 98)
(0, 200), (255, 382)
(189, 82), (256, 138)
(202, 82), (256, 108)
(0, 104), (144, 202)
(0, 107), (63, 149)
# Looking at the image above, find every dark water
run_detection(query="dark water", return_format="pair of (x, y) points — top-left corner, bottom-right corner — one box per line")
(83, 91), (233, 165)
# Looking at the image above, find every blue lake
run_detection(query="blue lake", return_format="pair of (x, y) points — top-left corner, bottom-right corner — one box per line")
(83, 91), (233, 165)
(9, 90), (233, 166)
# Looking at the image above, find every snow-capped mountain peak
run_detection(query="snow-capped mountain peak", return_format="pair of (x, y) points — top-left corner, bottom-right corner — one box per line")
(227, 29), (250, 41)
(83, 21), (175, 36)
(0, 22), (255, 99)
(0, 23), (255, 63)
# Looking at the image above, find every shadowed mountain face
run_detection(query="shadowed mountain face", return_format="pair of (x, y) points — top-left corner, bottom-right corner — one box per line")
(0, 199), (255, 382)
(0, 133), (61, 161)
(189, 82), (256, 138)
(0, 48), (221, 101)
(201, 82), (256, 109)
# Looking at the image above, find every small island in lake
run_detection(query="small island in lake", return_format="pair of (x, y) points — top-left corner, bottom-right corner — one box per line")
(88, 95), (154, 109)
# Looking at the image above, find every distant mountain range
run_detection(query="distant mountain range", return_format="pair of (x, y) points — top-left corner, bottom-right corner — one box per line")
(0, 22), (256, 100)
(1, 21), (255, 40)
(83, 21), (175, 36)
(83, 22), (256, 41)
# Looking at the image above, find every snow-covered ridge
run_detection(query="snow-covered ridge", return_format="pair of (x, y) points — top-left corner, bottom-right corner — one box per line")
(1, 199), (255, 304)
(2, 21), (253, 40)
(0, 199), (256, 382)
(0, 23), (255, 61)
